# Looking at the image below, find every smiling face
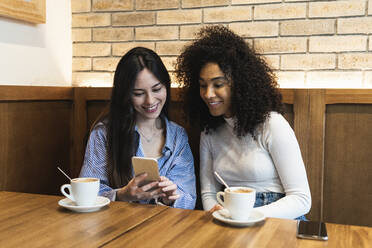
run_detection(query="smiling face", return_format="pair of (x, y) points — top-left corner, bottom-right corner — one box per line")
(132, 68), (167, 122)
(199, 62), (233, 118)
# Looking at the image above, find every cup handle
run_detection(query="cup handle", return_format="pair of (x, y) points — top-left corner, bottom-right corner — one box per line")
(60, 184), (74, 201)
(216, 192), (225, 207)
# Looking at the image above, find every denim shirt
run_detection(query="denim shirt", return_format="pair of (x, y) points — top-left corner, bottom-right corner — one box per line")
(79, 117), (196, 210)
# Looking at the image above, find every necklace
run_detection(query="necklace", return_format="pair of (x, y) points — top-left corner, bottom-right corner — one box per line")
(137, 128), (158, 143)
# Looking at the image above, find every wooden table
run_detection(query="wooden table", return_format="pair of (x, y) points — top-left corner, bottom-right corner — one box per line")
(0, 191), (168, 247)
(104, 207), (372, 248)
(1, 192), (371, 248)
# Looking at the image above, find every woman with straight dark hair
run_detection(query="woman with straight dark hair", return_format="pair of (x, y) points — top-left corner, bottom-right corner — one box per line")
(80, 47), (196, 209)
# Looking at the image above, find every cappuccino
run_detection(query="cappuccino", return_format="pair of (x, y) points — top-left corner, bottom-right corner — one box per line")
(231, 188), (253, 194)
(72, 178), (98, 183)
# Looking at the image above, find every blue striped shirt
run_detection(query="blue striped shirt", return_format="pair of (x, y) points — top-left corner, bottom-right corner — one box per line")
(79, 117), (196, 210)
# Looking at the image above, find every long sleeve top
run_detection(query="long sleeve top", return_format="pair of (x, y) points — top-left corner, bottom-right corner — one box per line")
(200, 112), (311, 219)
(80, 117), (196, 210)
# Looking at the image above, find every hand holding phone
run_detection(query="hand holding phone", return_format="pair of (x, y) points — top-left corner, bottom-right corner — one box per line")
(296, 220), (328, 241)
(116, 157), (163, 202)
(132, 156), (160, 186)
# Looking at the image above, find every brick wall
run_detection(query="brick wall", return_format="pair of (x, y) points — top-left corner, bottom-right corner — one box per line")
(72, 0), (372, 88)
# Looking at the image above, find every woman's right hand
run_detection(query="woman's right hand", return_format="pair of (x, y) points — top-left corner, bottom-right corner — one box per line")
(116, 173), (165, 202)
(208, 204), (223, 214)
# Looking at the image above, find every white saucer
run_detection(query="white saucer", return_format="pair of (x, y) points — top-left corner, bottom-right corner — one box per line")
(212, 209), (265, 227)
(58, 196), (110, 213)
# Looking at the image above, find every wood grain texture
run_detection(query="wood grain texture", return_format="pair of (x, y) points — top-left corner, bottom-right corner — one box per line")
(72, 88), (88, 178)
(0, 191), (168, 248)
(324, 105), (372, 226)
(0, 86), (73, 101)
(308, 90), (326, 222)
(0, 0), (45, 24)
(326, 89), (372, 104)
(281, 88), (295, 104)
(283, 103), (294, 128)
(0, 101), (72, 194)
(104, 207), (372, 248)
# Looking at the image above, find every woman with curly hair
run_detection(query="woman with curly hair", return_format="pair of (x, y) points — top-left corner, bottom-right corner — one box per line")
(175, 26), (311, 219)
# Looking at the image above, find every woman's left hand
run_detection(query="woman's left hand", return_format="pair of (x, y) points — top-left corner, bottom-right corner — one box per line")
(158, 176), (179, 206)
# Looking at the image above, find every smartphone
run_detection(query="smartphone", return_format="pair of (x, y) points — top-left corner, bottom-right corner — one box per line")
(132, 156), (160, 186)
(296, 220), (328, 241)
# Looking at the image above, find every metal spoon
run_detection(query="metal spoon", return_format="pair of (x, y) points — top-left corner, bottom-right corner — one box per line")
(214, 171), (230, 189)
(57, 166), (72, 181)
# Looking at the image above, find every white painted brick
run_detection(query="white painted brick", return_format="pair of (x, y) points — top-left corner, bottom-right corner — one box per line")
(309, 36), (367, 52)
(72, 72), (114, 87)
(93, 57), (121, 71)
(280, 19), (335, 36)
(72, 0), (91, 13)
(157, 9), (202, 25)
(262, 55), (279, 70)
(136, 0), (179, 10)
(338, 17), (372, 34)
(180, 25), (206, 40)
(112, 12), (155, 26)
(183, 0), (228, 8)
(309, 1), (365, 18)
(156, 41), (190, 55)
(369, 0), (372, 15)
(72, 28), (91, 42)
(72, 13), (111, 28)
(338, 53), (372, 69)
(254, 37), (307, 54)
(160, 56), (177, 71)
(92, 0), (133, 11)
(112, 42), (155, 56)
(93, 28), (133, 41)
(254, 3), (306, 20)
(275, 71), (306, 88)
(285, 0), (310, 2)
(230, 22), (278, 38)
(365, 71), (372, 87)
(136, 26), (178, 40)
(281, 54), (336, 70)
(204, 6), (252, 23)
(73, 43), (111, 57)
(232, 0), (281, 4)
(72, 58), (91, 71)
(307, 71), (363, 88)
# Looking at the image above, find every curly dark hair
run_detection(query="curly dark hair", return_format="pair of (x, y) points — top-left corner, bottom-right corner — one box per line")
(175, 25), (283, 137)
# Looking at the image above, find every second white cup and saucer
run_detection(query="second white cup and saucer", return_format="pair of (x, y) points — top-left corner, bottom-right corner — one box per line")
(212, 209), (265, 227)
(212, 186), (266, 227)
(59, 177), (110, 213)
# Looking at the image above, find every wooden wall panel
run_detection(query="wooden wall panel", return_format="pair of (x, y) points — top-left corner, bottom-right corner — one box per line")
(0, 101), (72, 195)
(283, 104), (294, 128)
(324, 104), (372, 226)
(1, 86), (371, 227)
(307, 90), (326, 222)
(87, 101), (109, 131)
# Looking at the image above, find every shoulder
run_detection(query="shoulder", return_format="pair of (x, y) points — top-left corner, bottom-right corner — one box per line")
(166, 119), (187, 136)
(264, 112), (290, 129)
(261, 111), (294, 141)
(89, 121), (108, 142)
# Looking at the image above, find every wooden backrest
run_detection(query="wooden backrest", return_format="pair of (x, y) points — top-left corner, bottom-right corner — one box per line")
(1, 86), (371, 226)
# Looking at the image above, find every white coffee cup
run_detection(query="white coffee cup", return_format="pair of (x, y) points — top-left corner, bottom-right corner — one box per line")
(216, 187), (256, 221)
(60, 178), (100, 206)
